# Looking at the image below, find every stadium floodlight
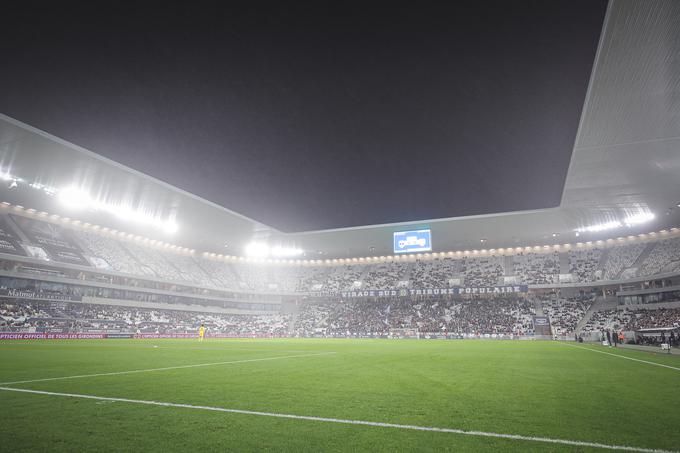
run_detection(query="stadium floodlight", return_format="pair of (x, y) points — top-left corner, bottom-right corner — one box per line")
(623, 212), (654, 227)
(245, 242), (269, 257)
(58, 187), (92, 209)
(575, 220), (622, 233)
(163, 222), (179, 234)
(271, 246), (303, 257)
(576, 211), (654, 234)
(245, 243), (303, 258)
(58, 186), (178, 234)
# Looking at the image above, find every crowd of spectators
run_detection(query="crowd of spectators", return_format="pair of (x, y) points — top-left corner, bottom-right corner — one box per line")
(513, 252), (560, 285)
(569, 249), (603, 283)
(581, 309), (632, 333)
(411, 258), (462, 288)
(447, 297), (534, 335)
(227, 264), (303, 293)
(0, 301), (49, 324)
(296, 266), (335, 292)
(625, 307), (680, 330)
(4, 295), (679, 342)
(121, 242), (187, 282)
(462, 256), (504, 287)
(0, 300), (291, 335)
(325, 265), (366, 292)
(294, 296), (535, 337)
(601, 243), (645, 281)
(77, 231), (151, 276)
(195, 259), (242, 289)
(362, 262), (412, 290)
(162, 253), (215, 287)
(637, 239), (680, 277)
(540, 294), (594, 335)
(5, 214), (680, 295)
(582, 307), (680, 334)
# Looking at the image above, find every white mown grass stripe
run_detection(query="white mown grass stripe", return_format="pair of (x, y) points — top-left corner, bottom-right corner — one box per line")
(560, 343), (680, 372)
(0, 352), (336, 386)
(0, 386), (675, 453)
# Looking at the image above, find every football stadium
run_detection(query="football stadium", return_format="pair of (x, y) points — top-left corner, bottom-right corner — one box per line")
(1, 1), (680, 452)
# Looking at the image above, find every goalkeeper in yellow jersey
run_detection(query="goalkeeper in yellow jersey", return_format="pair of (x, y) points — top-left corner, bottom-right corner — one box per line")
(198, 323), (206, 342)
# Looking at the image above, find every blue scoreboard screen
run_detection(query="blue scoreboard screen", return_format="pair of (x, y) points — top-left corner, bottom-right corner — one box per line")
(393, 229), (432, 254)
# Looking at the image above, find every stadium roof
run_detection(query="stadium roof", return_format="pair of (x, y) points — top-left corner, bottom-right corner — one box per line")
(1, 0), (679, 259)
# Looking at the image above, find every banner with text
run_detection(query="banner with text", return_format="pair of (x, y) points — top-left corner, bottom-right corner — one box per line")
(335, 286), (529, 299)
(134, 333), (288, 339)
(0, 289), (82, 302)
(0, 333), (107, 340)
(0, 332), (288, 340)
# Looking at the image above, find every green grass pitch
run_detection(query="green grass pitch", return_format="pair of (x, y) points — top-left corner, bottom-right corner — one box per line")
(1, 339), (679, 452)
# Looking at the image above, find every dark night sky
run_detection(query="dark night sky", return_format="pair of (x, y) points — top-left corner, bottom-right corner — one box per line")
(0, 2), (607, 232)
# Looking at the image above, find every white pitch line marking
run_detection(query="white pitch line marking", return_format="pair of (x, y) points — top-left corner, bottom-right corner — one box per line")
(559, 343), (680, 372)
(0, 386), (675, 453)
(0, 342), (316, 354)
(0, 352), (336, 386)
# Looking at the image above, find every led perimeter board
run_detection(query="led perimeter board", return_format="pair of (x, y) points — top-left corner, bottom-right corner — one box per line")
(393, 229), (432, 254)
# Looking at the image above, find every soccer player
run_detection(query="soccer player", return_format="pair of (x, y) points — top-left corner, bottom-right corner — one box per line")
(198, 323), (206, 342)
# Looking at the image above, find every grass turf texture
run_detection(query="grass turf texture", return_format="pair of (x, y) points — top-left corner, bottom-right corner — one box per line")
(0, 339), (679, 452)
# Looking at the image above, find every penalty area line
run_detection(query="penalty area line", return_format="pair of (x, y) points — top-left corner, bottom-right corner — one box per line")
(0, 386), (675, 453)
(0, 352), (337, 386)
(558, 343), (680, 372)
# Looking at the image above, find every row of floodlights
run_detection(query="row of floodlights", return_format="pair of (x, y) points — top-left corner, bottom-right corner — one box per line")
(1, 168), (178, 234)
(575, 212), (656, 233)
(57, 187), (178, 234)
(202, 228), (680, 266)
(1, 168), (661, 255)
(2, 201), (678, 266)
(244, 242), (304, 258)
(0, 202), (192, 254)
